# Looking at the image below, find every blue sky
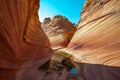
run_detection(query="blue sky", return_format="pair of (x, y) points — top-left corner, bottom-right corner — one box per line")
(38, 0), (85, 24)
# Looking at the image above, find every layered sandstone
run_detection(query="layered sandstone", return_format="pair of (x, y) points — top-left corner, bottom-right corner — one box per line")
(0, 0), (52, 80)
(63, 0), (120, 80)
(0, 0), (120, 80)
(41, 15), (76, 49)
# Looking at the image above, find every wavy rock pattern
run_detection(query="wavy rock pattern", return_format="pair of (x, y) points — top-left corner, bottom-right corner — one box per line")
(63, 0), (120, 80)
(0, 0), (120, 80)
(42, 15), (76, 49)
(0, 0), (52, 80)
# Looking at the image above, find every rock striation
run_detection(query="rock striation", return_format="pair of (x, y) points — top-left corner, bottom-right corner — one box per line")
(0, 0), (120, 80)
(0, 0), (52, 80)
(41, 15), (76, 49)
(63, 0), (120, 80)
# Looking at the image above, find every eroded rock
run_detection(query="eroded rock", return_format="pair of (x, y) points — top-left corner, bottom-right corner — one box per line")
(0, 0), (120, 80)
(0, 0), (52, 80)
(64, 0), (120, 80)
(42, 15), (76, 49)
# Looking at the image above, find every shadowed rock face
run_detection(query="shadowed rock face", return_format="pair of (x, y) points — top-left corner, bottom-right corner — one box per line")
(63, 0), (120, 80)
(42, 15), (76, 49)
(0, 0), (52, 80)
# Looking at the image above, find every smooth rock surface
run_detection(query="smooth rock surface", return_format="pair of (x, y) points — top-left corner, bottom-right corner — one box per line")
(64, 0), (120, 80)
(0, 0), (52, 80)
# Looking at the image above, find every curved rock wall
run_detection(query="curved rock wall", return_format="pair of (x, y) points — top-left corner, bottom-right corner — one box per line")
(64, 0), (120, 80)
(0, 0), (51, 79)
(0, 0), (51, 80)
(0, 0), (120, 80)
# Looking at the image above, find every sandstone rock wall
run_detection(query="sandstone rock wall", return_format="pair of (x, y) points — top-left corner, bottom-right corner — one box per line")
(0, 0), (52, 80)
(0, 0), (52, 69)
(64, 0), (120, 80)
(42, 15), (76, 49)
(0, 0), (120, 80)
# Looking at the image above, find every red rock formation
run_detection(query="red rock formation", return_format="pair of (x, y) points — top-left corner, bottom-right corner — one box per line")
(42, 15), (76, 49)
(0, 0), (52, 80)
(0, 0), (120, 80)
(64, 0), (120, 80)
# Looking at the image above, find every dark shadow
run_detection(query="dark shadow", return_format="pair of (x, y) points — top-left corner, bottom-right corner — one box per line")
(37, 55), (120, 80)
(0, 59), (120, 80)
(67, 62), (120, 80)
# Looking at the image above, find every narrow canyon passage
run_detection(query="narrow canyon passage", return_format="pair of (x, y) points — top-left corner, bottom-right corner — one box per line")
(0, 0), (120, 80)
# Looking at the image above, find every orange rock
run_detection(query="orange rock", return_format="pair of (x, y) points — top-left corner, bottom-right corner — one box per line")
(0, 0), (52, 80)
(65, 0), (120, 80)
(42, 15), (76, 49)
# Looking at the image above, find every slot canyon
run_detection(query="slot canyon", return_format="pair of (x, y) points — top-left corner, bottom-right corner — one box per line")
(0, 0), (120, 80)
